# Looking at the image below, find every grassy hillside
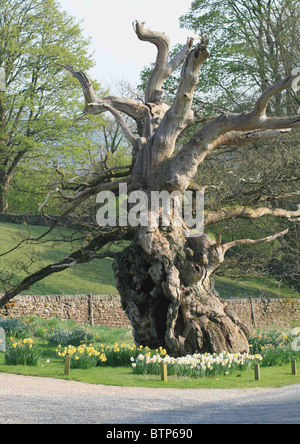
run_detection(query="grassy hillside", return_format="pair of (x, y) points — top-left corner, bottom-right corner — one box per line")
(214, 275), (299, 299)
(0, 222), (118, 295)
(0, 222), (299, 298)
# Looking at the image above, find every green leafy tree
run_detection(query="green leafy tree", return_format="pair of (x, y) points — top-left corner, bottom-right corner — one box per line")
(180, 0), (300, 113)
(0, 0), (104, 213)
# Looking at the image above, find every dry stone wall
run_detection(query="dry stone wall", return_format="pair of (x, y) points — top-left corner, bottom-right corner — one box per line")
(1, 294), (300, 330)
(226, 297), (300, 330)
(0, 294), (131, 329)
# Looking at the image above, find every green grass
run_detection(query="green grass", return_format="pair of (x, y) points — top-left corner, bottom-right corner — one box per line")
(0, 345), (299, 389)
(0, 222), (120, 295)
(215, 275), (299, 299)
(26, 316), (134, 346)
(0, 221), (299, 298)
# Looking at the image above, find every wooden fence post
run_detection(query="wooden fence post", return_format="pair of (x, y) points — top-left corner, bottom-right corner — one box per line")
(161, 363), (168, 382)
(64, 355), (71, 376)
(292, 359), (297, 376)
(254, 363), (261, 381)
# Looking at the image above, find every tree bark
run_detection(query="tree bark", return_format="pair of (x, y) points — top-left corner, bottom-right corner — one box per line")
(113, 225), (250, 356)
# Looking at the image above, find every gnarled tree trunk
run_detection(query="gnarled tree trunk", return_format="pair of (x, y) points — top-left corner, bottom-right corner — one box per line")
(114, 225), (250, 356)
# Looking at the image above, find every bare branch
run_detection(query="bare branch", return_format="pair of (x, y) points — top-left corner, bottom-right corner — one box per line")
(254, 69), (300, 115)
(164, 37), (194, 78)
(258, 115), (300, 130)
(216, 226), (238, 248)
(5, 177), (132, 258)
(90, 101), (138, 148)
(103, 96), (148, 122)
(166, 68), (300, 190)
(58, 65), (139, 148)
(169, 35), (210, 130)
(147, 35), (210, 165)
(58, 64), (148, 122)
(133, 21), (170, 103)
(205, 204), (300, 226)
(57, 64), (98, 104)
(55, 176), (130, 202)
(223, 229), (289, 252)
(219, 128), (292, 147)
(257, 190), (300, 204)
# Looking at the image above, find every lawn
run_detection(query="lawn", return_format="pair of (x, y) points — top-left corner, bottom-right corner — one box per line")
(214, 275), (300, 299)
(1, 222), (299, 299)
(0, 341), (299, 390)
(0, 316), (299, 390)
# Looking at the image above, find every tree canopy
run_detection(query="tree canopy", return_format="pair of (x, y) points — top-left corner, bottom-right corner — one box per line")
(0, 0), (105, 213)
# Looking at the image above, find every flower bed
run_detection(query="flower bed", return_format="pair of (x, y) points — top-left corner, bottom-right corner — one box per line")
(56, 343), (168, 369)
(56, 342), (264, 378)
(98, 343), (168, 367)
(3, 317), (299, 382)
(5, 338), (41, 366)
(249, 329), (300, 367)
(132, 352), (263, 378)
(56, 344), (107, 369)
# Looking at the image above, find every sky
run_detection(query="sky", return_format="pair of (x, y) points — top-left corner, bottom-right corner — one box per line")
(58, 0), (194, 91)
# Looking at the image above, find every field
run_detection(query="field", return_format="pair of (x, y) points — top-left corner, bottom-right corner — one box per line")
(0, 222), (118, 295)
(0, 222), (299, 299)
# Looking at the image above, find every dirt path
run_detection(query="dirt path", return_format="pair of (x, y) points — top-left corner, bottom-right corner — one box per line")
(0, 373), (299, 424)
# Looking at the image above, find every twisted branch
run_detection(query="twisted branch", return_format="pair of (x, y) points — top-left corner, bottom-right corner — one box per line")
(205, 204), (300, 226)
(223, 229), (289, 252)
(133, 21), (170, 104)
(167, 67), (300, 190)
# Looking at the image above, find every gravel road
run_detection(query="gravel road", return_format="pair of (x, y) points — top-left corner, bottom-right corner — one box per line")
(0, 373), (299, 424)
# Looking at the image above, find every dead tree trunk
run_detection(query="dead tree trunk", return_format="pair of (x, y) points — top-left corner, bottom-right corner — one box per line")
(114, 217), (291, 354)
(113, 226), (250, 355)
